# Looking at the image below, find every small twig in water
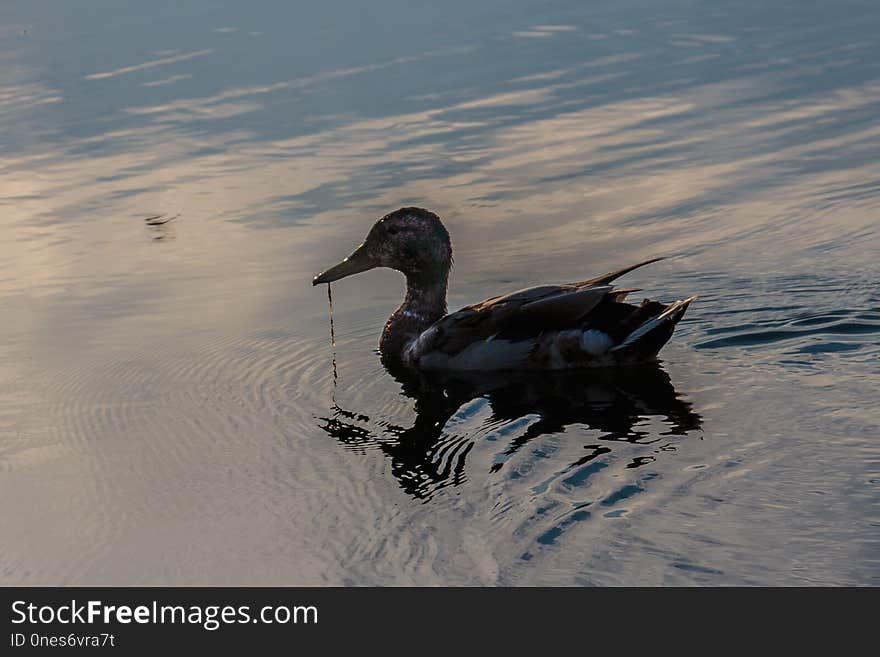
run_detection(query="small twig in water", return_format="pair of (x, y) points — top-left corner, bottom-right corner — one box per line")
(144, 213), (180, 226)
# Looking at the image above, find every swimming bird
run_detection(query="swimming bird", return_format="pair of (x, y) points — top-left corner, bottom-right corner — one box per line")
(313, 207), (695, 370)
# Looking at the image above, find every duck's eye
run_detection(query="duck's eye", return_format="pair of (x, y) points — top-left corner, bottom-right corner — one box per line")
(387, 225), (400, 236)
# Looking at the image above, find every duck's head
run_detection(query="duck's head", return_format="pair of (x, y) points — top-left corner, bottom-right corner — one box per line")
(313, 207), (452, 286)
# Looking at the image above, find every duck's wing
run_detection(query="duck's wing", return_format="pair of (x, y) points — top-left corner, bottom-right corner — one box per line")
(414, 284), (617, 358)
(448, 257), (666, 340)
(407, 258), (672, 367)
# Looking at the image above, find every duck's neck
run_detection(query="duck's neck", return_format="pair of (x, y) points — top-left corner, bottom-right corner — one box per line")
(380, 269), (449, 358)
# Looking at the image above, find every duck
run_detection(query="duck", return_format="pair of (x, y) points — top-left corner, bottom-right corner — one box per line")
(313, 207), (695, 371)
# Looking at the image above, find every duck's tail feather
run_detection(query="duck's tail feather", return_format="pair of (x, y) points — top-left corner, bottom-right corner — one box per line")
(610, 296), (696, 361)
(578, 257), (666, 287)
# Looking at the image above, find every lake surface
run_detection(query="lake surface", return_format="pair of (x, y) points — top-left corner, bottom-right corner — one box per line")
(1, 0), (878, 585)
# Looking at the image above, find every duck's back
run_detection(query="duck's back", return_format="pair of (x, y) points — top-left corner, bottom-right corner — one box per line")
(402, 261), (694, 371)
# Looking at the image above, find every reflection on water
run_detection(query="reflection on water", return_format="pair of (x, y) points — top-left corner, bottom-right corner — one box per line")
(321, 364), (701, 501)
(1, 0), (878, 585)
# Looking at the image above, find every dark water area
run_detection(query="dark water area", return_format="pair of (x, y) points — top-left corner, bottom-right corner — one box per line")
(1, 0), (878, 584)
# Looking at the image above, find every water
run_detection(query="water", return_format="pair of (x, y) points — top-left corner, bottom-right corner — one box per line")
(1, 0), (878, 585)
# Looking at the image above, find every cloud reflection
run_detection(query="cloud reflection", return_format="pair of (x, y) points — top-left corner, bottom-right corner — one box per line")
(84, 49), (216, 81)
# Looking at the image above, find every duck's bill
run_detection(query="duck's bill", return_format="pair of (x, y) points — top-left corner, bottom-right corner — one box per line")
(312, 244), (378, 285)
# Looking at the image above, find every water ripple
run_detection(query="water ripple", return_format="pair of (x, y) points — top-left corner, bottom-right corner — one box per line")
(696, 308), (880, 350)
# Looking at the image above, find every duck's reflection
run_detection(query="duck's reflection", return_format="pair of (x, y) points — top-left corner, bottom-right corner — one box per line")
(319, 363), (701, 500)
